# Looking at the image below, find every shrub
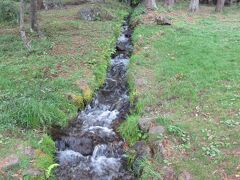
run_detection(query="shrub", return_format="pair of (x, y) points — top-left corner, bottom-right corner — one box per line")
(0, 0), (18, 24)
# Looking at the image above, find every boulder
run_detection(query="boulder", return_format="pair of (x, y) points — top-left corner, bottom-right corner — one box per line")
(43, 0), (63, 10)
(155, 16), (171, 25)
(133, 141), (152, 158)
(77, 7), (113, 21)
(138, 117), (153, 133)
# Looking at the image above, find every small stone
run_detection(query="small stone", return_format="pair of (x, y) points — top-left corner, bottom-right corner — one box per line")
(138, 118), (153, 133)
(0, 155), (19, 170)
(149, 125), (165, 135)
(178, 171), (193, 180)
(24, 168), (42, 177)
(133, 141), (152, 158)
(163, 166), (175, 180)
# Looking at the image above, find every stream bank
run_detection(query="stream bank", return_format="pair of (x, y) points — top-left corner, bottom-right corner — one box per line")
(54, 17), (135, 179)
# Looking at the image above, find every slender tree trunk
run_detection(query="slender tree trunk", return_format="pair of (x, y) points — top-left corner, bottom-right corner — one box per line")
(215, 0), (225, 12)
(19, 0), (32, 51)
(144, 0), (157, 10)
(165, 0), (174, 7)
(189, 0), (199, 12)
(30, 0), (38, 32)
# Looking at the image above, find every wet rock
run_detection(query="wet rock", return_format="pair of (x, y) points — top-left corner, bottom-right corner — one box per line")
(163, 166), (175, 180)
(58, 150), (86, 165)
(116, 34), (131, 52)
(77, 7), (113, 21)
(155, 16), (171, 25)
(0, 155), (19, 170)
(149, 125), (165, 136)
(61, 136), (94, 156)
(138, 117), (153, 133)
(178, 171), (193, 180)
(24, 168), (42, 177)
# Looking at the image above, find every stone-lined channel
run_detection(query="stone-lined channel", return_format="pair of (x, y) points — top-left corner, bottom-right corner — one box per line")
(54, 18), (134, 180)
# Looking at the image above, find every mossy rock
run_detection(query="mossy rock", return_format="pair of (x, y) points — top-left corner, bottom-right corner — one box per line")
(83, 86), (93, 103)
(67, 93), (85, 109)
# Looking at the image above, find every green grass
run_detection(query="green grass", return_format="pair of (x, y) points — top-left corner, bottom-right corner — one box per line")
(128, 3), (240, 179)
(0, 0), (129, 178)
(0, 1), (129, 128)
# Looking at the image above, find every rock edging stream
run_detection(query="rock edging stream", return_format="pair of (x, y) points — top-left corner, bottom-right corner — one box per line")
(54, 17), (134, 180)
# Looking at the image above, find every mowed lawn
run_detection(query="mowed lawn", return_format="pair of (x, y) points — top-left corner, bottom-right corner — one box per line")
(0, 1), (128, 178)
(129, 4), (240, 179)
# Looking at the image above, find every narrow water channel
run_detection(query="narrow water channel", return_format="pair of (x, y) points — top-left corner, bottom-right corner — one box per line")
(55, 18), (134, 180)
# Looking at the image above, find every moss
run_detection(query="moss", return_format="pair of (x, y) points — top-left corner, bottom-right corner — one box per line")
(67, 93), (85, 110)
(83, 86), (93, 104)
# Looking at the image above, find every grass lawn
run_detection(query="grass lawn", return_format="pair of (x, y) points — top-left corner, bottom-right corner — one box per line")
(127, 3), (240, 179)
(0, 1), (129, 178)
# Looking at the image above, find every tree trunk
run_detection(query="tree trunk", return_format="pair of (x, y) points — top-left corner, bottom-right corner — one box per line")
(19, 0), (31, 51)
(165, 0), (174, 7)
(30, 0), (38, 32)
(144, 0), (157, 10)
(215, 0), (225, 12)
(189, 0), (199, 12)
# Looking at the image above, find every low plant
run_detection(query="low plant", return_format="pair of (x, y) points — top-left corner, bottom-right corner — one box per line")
(202, 143), (221, 158)
(118, 115), (142, 145)
(167, 125), (190, 144)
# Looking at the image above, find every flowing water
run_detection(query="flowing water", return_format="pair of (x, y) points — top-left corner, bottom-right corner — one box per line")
(55, 19), (134, 180)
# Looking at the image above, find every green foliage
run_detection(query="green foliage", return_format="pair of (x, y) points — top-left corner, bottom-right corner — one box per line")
(0, 0), (18, 24)
(35, 134), (56, 176)
(131, 0), (141, 6)
(202, 143), (221, 158)
(167, 125), (190, 144)
(140, 159), (163, 180)
(39, 134), (56, 156)
(0, 1), (130, 129)
(46, 163), (59, 179)
(118, 115), (141, 145)
(156, 116), (170, 126)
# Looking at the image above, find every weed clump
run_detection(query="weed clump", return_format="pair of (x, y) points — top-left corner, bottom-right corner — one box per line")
(35, 135), (56, 176)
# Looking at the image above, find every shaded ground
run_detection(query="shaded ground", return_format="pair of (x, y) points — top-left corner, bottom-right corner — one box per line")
(0, 0), (129, 178)
(125, 3), (240, 179)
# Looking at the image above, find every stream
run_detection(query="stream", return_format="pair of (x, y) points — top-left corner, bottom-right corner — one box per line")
(55, 18), (134, 180)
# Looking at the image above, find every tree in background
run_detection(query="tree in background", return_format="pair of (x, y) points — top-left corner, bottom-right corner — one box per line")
(144, 0), (157, 10)
(189, 0), (199, 12)
(30, 0), (38, 32)
(165, 0), (174, 7)
(215, 0), (225, 11)
(19, 0), (32, 51)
